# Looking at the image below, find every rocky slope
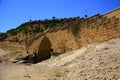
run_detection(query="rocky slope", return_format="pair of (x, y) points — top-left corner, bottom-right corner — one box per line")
(0, 38), (120, 80)
(0, 42), (25, 62)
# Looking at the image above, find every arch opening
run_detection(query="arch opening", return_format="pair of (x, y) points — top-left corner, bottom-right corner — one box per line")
(37, 36), (52, 62)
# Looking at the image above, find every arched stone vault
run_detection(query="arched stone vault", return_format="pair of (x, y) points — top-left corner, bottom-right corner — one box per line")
(37, 36), (52, 62)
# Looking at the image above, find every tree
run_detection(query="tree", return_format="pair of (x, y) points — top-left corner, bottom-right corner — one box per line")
(23, 27), (29, 34)
(52, 16), (56, 20)
(35, 26), (41, 33)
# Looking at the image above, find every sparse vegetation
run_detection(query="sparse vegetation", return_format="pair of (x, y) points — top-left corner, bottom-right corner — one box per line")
(7, 29), (17, 36)
(0, 16), (82, 43)
(0, 33), (7, 41)
(54, 69), (62, 77)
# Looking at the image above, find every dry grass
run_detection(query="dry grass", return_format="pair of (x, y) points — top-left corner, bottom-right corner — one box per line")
(0, 42), (25, 61)
(0, 42), (25, 51)
(2, 51), (24, 61)
(54, 68), (63, 77)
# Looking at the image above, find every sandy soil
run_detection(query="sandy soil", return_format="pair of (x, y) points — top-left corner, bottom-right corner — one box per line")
(1, 38), (120, 80)
(0, 49), (6, 56)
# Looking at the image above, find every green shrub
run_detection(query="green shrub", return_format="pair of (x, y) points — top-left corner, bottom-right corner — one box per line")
(0, 33), (7, 40)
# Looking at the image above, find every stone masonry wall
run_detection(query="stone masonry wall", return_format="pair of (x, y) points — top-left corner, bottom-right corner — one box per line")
(27, 8), (120, 54)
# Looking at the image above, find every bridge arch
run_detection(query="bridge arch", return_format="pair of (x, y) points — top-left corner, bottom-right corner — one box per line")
(36, 36), (52, 62)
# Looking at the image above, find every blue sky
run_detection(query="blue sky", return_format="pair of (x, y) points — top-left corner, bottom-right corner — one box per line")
(0, 0), (120, 32)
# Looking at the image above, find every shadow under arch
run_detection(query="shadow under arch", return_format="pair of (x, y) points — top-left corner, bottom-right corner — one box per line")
(37, 36), (52, 62)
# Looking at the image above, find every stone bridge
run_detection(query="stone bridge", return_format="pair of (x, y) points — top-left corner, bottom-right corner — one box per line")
(27, 8), (120, 62)
(27, 26), (80, 62)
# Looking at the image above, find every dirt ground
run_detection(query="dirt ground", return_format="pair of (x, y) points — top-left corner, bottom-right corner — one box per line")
(1, 38), (120, 80)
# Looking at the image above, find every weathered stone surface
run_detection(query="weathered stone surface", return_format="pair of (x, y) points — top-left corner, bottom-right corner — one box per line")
(27, 8), (120, 57)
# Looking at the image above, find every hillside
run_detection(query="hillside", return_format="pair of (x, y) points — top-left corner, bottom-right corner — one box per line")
(0, 38), (120, 80)
(0, 17), (80, 44)
(0, 42), (25, 62)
